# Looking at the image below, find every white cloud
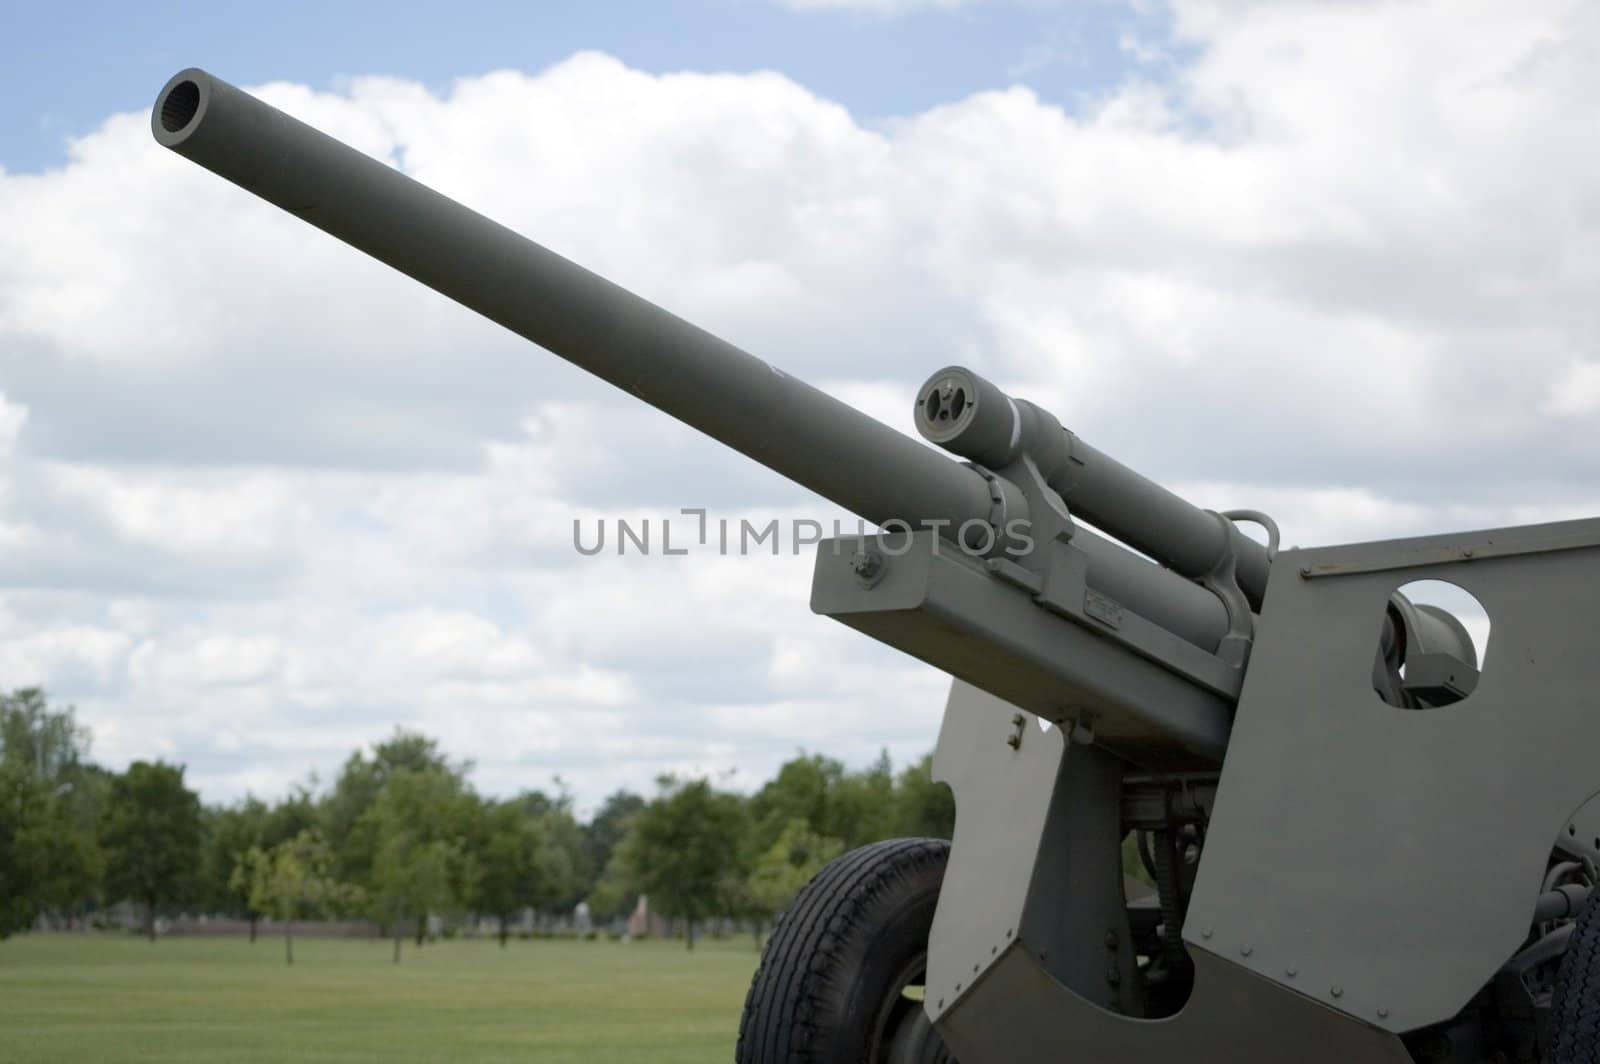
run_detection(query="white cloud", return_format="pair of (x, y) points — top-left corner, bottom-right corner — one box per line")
(1, 2), (1598, 807)
(0, 393), (25, 454)
(1547, 361), (1600, 415)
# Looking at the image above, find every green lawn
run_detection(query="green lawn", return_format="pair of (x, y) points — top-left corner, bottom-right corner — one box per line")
(0, 933), (760, 1063)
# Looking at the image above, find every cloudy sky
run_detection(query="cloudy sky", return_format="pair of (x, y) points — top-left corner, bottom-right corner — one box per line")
(3, 0), (1597, 812)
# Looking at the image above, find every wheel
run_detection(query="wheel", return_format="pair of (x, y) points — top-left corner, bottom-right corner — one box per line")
(737, 838), (958, 1064)
(1550, 888), (1600, 1062)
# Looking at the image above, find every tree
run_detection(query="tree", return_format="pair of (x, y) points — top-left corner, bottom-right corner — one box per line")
(621, 778), (747, 950)
(747, 817), (844, 921)
(261, 782), (320, 849)
(584, 790), (644, 885)
(829, 750), (896, 847)
(0, 762), (102, 936)
(0, 688), (90, 782)
(469, 801), (575, 945)
(507, 786), (592, 911)
(203, 799), (269, 940)
(322, 730), (466, 887)
(231, 830), (359, 965)
(0, 690), (103, 933)
(586, 842), (638, 925)
(891, 754), (955, 840)
(357, 767), (474, 962)
(99, 761), (202, 941)
(748, 753), (842, 855)
(747, 749), (928, 860)
(57, 763), (113, 857)
(372, 834), (456, 963)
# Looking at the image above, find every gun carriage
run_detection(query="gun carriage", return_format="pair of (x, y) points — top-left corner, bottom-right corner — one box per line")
(153, 69), (1600, 1063)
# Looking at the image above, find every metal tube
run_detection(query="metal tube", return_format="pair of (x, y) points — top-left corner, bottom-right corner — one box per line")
(1535, 883), (1591, 922)
(1061, 435), (1270, 604)
(916, 366), (1270, 605)
(151, 69), (1232, 651)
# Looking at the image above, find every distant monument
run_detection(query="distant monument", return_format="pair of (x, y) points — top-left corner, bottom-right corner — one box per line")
(627, 895), (649, 937)
(626, 894), (665, 938)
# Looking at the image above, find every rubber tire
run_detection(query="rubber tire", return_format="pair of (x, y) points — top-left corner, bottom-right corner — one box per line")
(1550, 889), (1600, 1062)
(737, 838), (954, 1064)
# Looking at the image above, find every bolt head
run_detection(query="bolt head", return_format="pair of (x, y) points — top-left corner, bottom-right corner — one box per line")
(850, 549), (888, 587)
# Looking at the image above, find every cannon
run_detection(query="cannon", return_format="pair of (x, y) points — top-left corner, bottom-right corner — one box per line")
(152, 69), (1600, 1063)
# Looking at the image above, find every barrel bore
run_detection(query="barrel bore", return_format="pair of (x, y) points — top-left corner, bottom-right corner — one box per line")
(160, 81), (201, 133)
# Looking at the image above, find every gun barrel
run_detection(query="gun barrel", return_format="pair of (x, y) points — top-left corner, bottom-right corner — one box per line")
(152, 69), (1233, 652)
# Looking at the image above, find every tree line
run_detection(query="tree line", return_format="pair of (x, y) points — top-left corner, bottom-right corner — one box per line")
(0, 688), (954, 959)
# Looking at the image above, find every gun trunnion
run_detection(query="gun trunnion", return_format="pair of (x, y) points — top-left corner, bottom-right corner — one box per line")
(155, 68), (1600, 1063)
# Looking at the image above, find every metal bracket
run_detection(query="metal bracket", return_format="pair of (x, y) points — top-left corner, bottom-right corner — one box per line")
(987, 453), (1077, 563)
(1198, 511), (1255, 670)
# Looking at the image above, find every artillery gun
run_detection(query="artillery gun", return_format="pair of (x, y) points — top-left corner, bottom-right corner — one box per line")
(152, 69), (1600, 1063)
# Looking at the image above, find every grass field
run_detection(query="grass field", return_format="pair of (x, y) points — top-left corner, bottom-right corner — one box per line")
(0, 933), (761, 1063)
